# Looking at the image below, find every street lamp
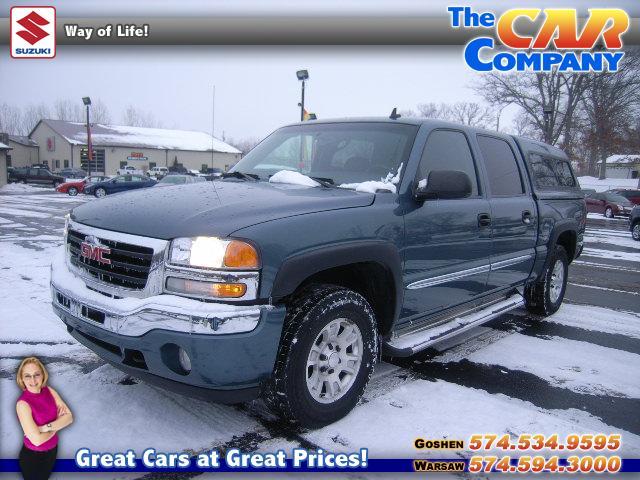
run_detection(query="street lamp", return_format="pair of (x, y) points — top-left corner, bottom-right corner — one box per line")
(296, 69), (309, 121)
(82, 97), (93, 175)
(543, 103), (553, 143)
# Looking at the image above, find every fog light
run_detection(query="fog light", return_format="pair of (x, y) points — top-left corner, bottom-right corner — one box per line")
(166, 277), (247, 298)
(178, 347), (191, 373)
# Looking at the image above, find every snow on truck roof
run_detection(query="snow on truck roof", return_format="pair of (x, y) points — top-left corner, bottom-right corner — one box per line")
(34, 119), (241, 154)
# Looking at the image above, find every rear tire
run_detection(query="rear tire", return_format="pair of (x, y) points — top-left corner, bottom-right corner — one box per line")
(605, 207), (614, 218)
(525, 245), (568, 316)
(53, 181), (61, 188)
(265, 284), (377, 428)
(68, 187), (78, 196)
(94, 187), (107, 198)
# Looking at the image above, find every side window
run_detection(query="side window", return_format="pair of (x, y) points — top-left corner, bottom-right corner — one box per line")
(529, 154), (559, 188)
(554, 160), (576, 187)
(417, 130), (479, 197)
(477, 136), (524, 196)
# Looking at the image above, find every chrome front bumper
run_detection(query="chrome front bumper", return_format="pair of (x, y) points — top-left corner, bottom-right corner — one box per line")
(50, 247), (268, 336)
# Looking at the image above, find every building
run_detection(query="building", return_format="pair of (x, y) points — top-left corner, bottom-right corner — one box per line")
(604, 154), (640, 179)
(0, 137), (11, 187)
(29, 119), (242, 175)
(7, 135), (39, 168)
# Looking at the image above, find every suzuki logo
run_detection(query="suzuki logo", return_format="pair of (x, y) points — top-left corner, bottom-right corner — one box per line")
(10, 7), (56, 59)
(80, 238), (111, 265)
(16, 11), (50, 45)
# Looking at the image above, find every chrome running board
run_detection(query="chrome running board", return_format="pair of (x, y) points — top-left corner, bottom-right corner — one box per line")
(384, 294), (525, 357)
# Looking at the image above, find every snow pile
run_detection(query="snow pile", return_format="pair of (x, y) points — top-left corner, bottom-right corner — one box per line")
(0, 183), (51, 193)
(578, 176), (639, 192)
(269, 170), (320, 187)
(339, 163), (403, 194)
(605, 154), (640, 164)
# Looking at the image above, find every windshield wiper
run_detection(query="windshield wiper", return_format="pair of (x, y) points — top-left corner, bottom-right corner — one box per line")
(222, 171), (260, 181)
(309, 176), (335, 188)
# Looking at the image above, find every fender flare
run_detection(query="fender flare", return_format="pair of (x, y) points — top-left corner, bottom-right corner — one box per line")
(270, 240), (403, 323)
(546, 219), (579, 265)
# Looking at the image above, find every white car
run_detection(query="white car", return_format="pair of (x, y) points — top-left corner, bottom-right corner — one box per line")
(116, 165), (143, 176)
(147, 166), (169, 179)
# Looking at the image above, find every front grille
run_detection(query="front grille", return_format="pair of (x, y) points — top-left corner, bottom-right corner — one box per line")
(67, 229), (154, 290)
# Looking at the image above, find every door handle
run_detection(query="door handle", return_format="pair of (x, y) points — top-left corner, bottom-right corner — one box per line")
(478, 213), (491, 227)
(522, 210), (533, 225)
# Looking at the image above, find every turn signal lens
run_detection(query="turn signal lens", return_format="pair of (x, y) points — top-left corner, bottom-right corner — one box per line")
(224, 241), (260, 269)
(166, 277), (247, 298)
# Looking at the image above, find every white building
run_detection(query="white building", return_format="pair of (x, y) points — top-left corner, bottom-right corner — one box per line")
(29, 119), (242, 175)
(604, 154), (640, 179)
(0, 141), (10, 187)
(7, 135), (39, 168)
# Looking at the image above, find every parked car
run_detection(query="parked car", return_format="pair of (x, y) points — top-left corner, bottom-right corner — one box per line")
(168, 165), (189, 174)
(84, 174), (156, 197)
(57, 167), (87, 179)
(52, 117), (585, 428)
(155, 174), (206, 187)
(585, 191), (634, 217)
(630, 206), (640, 241)
(56, 176), (110, 196)
(608, 189), (640, 206)
(10, 167), (65, 187)
(116, 165), (144, 176)
(147, 166), (169, 179)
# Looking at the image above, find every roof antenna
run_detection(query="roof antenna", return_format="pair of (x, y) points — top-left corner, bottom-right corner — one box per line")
(389, 107), (401, 120)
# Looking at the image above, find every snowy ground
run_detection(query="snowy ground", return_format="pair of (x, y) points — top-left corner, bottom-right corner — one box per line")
(578, 176), (639, 192)
(1, 187), (639, 479)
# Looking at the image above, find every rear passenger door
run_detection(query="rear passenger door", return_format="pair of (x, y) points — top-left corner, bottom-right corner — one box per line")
(476, 135), (537, 290)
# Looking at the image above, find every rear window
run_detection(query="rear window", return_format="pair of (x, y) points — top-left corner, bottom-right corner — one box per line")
(529, 154), (576, 189)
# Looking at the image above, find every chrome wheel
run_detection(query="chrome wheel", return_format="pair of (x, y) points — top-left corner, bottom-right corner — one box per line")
(68, 187), (78, 196)
(306, 318), (363, 404)
(95, 188), (106, 198)
(605, 207), (613, 218)
(549, 259), (564, 303)
(633, 223), (640, 241)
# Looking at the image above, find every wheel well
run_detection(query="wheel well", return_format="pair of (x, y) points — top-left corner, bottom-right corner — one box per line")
(556, 230), (577, 263)
(294, 262), (396, 336)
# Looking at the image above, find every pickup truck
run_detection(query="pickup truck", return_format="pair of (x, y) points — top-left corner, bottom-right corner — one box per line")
(10, 167), (65, 187)
(51, 117), (585, 428)
(116, 165), (143, 176)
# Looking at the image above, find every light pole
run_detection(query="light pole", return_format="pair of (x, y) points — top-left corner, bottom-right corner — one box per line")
(543, 103), (553, 144)
(296, 69), (309, 121)
(82, 97), (92, 175)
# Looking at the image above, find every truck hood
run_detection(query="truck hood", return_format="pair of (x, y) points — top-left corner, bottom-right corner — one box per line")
(71, 180), (375, 239)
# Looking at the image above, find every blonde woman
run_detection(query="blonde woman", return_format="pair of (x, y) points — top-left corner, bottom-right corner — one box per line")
(15, 357), (73, 480)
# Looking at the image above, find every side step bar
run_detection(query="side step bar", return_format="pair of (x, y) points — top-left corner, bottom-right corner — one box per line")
(383, 294), (525, 357)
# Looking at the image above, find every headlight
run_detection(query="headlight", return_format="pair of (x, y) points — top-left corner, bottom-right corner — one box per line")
(169, 237), (260, 270)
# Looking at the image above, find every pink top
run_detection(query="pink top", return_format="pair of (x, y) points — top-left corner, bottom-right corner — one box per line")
(18, 386), (58, 451)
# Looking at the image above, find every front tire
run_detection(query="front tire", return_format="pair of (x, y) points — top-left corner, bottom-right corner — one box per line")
(265, 285), (377, 428)
(605, 207), (614, 218)
(68, 187), (78, 196)
(632, 222), (640, 241)
(525, 245), (569, 316)
(94, 187), (107, 198)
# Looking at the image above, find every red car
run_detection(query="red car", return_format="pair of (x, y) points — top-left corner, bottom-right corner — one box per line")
(609, 189), (640, 206)
(585, 191), (634, 218)
(56, 176), (109, 196)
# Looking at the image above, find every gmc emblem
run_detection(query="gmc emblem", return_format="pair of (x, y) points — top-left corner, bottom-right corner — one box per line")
(80, 242), (111, 265)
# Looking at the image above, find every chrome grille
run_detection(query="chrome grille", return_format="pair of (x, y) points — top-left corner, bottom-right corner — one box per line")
(67, 229), (153, 290)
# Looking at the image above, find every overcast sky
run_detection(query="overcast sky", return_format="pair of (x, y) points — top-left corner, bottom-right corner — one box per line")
(2, 0), (637, 142)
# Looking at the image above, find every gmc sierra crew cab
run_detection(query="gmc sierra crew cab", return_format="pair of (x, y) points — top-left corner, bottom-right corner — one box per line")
(51, 117), (586, 428)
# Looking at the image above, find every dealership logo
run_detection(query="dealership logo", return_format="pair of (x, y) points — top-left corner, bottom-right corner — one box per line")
(10, 6), (56, 59)
(448, 7), (630, 72)
(80, 236), (111, 265)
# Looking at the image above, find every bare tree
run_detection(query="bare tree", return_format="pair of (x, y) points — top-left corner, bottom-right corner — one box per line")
(474, 71), (587, 148)
(579, 49), (640, 177)
(121, 105), (162, 128)
(416, 102), (448, 120)
(447, 102), (494, 128)
(19, 103), (50, 135)
(53, 98), (83, 122)
(227, 136), (261, 155)
(0, 103), (23, 135)
(91, 99), (112, 124)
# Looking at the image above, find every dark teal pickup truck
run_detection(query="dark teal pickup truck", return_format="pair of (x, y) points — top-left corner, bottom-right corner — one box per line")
(51, 117), (585, 427)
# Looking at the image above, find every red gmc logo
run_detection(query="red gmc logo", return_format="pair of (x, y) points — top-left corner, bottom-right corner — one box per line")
(80, 242), (111, 265)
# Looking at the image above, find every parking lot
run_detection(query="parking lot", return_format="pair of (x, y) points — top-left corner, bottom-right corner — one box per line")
(0, 184), (639, 479)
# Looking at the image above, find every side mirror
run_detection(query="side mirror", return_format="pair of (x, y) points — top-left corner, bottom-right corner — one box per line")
(414, 170), (472, 201)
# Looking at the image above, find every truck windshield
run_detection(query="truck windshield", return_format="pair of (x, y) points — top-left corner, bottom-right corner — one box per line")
(230, 122), (419, 187)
